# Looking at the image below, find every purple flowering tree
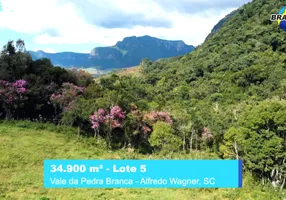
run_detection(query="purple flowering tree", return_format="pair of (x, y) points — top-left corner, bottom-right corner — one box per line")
(90, 108), (107, 141)
(0, 80), (28, 119)
(50, 82), (84, 110)
(49, 82), (84, 122)
(89, 105), (174, 148)
(89, 105), (125, 144)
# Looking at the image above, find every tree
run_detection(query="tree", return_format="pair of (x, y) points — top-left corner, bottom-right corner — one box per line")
(0, 80), (28, 119)
(124, 104), (152, 152)
(219, 127), (246, 160)
(221, 99), (286, 188)
(90, 105), (125, 147)
(68, 68), (93, 87)
(0, 40), (32, 80)
(149, 121), (181, 153)
(50, 82), (84, 122)
(2, 40), (16, 56)
(16, 39), (26, 52)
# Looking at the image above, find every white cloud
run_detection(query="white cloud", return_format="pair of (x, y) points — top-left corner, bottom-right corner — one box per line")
(0, 0), (85, 34)
(0, 0), (252, 47)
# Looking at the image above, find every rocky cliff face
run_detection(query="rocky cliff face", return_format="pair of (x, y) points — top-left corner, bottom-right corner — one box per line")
(89, 35), (195, 69)
(29, 35), (195, 70)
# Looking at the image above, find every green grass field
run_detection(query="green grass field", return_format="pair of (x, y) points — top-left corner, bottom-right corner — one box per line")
(0, 121), (283, 200)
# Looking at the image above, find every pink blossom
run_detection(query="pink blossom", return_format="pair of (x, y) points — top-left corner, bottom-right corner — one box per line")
(98, 108), (106, 116)
(112, 120), (122, 128)
(17, 87), (27, 93)
(110, 105), (125, 119)
(90, 108), (108, 129)
(142, 125), (152, 134)
(12, 80), (27, 88)
(89, 106), (125, 130)
(49, 82), (85, 110)
(0, 80), (9, 86)
(0, 79), (29, 116)
(91, 121), (100, 129)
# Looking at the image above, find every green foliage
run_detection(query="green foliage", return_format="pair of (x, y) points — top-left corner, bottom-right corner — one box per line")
(222, 99), (286, 186)
(60, 98), (98, 127)
(219, 127), (247, 159)
(149, 122), (181, 153)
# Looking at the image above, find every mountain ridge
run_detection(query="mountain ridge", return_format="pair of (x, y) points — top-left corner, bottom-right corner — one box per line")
(28, 35), (195, 71)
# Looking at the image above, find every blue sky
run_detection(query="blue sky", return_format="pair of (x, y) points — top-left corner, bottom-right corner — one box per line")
(0, 0), (252, 53)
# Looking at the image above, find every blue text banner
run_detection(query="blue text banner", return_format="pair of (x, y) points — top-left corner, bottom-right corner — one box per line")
(44, 160), (242, 188)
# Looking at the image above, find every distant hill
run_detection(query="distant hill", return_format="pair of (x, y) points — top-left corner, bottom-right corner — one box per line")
(28, 51), (90, 67)
(28, 35), (195, 71)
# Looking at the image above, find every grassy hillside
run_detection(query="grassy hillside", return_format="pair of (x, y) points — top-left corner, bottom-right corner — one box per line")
(0, 121), (281, 200)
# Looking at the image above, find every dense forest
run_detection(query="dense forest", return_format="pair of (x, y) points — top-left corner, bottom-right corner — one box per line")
(0, 0), (285, 191)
